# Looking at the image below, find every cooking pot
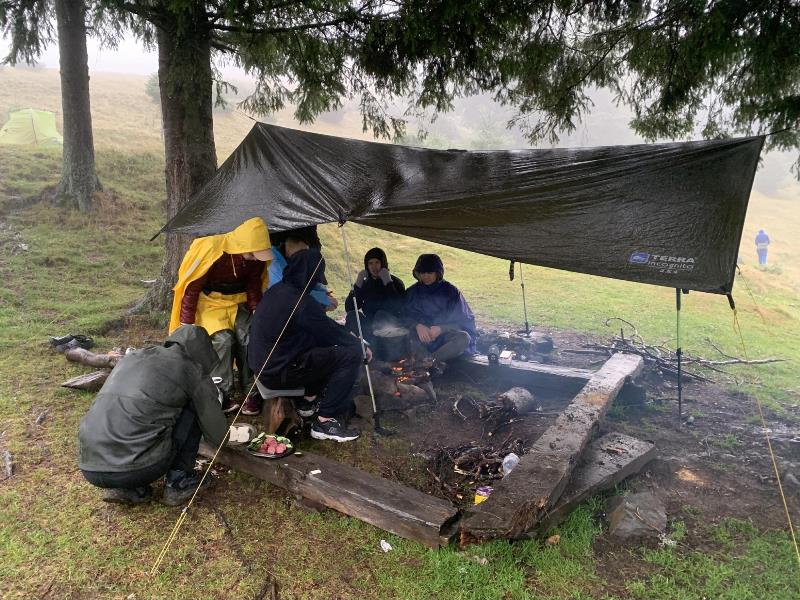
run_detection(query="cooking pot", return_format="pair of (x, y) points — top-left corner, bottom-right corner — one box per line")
(374, 329), (410, 362)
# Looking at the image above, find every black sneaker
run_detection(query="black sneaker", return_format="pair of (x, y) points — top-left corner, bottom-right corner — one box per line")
(102, 485), (153, 505)
(161, 469), (207, 506)
(295, 397), (319, 418)
(311, 418), (360, 442)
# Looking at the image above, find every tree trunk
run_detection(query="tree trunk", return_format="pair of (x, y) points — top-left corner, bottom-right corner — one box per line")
(54, 0), (100, 212)
(135, 11), (218, 312)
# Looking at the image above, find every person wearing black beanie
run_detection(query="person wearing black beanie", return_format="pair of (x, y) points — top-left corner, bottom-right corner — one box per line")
(403, 253), (477, 367)
(344, 247), (406, 349)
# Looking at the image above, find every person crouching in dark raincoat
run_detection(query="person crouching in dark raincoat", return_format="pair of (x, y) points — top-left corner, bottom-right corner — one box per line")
(344, 247), (406, 346)
(78, 325), (227, 506)
(403, 254), (477, 368)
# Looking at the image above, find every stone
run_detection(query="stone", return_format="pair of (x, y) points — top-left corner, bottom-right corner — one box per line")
(783, 473), (800, 490)
(353, 394), (377, 419)
(617, 381), (647, 407)
(606, 491), (666, 540)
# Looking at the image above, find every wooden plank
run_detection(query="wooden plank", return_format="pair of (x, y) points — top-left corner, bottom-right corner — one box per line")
(460, 352), (643, 544)
(200, 443), (458, 549)
(61, 370), (109, 392)
(524, 432), (656, 538)
(455, 355), (593, 394)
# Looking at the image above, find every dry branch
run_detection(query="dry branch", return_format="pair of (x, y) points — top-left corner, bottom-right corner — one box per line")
(571, 318), (783, 383)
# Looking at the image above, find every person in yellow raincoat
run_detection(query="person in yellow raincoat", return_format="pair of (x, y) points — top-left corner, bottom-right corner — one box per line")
(170, 218), (272, 415)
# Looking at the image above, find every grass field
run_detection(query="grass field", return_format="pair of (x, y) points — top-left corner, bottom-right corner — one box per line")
(1, 66), (798, 599)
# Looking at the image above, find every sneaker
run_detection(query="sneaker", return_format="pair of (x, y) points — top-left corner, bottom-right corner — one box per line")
(241, 394), (263, 416)
(102, 485), (153, 505)
(221, 393), (241, 415)
(295, 397), (319, 418)
(161, 469), (207, 506)
(311, 418), (360, 442)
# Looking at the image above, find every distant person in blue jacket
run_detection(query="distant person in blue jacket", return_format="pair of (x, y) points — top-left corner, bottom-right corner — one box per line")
(755, 229), (770, 266)
(268, 228), (338, 311)
(403, 254), (477, 367)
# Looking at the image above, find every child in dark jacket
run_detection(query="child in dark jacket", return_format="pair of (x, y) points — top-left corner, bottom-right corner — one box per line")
(403, 253), (477, 365)
(249, 248), (370, 442)
(344, 247), (406, 346)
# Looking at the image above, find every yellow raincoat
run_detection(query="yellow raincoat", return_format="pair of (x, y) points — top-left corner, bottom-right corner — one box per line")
(169, 218), (271, 335)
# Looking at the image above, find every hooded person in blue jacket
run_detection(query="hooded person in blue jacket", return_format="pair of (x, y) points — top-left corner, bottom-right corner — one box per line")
(403, 254), (477, 366)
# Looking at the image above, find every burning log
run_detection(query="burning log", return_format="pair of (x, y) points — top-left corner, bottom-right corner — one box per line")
(366, 369), (431, 409)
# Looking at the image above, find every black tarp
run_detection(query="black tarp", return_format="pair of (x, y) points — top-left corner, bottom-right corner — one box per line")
(161, 123), (764, 294)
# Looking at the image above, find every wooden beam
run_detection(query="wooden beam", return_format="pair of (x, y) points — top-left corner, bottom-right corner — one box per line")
(200, 443), (458, 549)
(460, 353), (643, 544)
(525, 432), (656, 538)
(454, 355), (593, 394)
(61, 370), (109, 392)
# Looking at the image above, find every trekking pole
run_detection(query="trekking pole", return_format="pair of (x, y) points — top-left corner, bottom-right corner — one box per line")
(519, 263), (531, 335)
(338, 223), (392, 436)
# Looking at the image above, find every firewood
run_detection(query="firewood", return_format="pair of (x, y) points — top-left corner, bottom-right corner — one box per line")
(64, 348), (119, 369)
(61, 370), (109, 392)
(366, 369), (430, 409)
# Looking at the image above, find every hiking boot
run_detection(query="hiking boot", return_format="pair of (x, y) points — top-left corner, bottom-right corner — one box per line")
(311, 418), (361, 442)
(221, 393), (240, 415)
(102, 485), (153, 505)
(49, 334), (95, 351)
(241, 394), (263, 416)
(161, 469), (208, 507)
(295, 396), (319, 418)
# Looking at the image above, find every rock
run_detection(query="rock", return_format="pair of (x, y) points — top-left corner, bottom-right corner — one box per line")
(617, 382), (647, 407)
(354, 394), (376, 419)
(532, 335), (554, 354)
(294, 495), (327, 514)
(783, 473), (800, 490)
(606, 491), (666, 540)
(498, 387), (536, 414)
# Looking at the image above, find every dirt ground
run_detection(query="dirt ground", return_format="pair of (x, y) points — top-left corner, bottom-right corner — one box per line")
(111, 318), (800, 556)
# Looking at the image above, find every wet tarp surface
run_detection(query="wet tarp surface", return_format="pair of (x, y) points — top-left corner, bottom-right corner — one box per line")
(162, 124), (764, 294)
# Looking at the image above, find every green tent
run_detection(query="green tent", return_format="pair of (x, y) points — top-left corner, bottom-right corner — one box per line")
(0, 108), (63, 147)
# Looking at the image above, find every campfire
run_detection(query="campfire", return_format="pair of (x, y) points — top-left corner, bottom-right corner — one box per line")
(390, 358), (431, 387)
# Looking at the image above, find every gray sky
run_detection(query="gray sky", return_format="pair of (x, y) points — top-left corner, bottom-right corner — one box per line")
(2, 35), (798, 201)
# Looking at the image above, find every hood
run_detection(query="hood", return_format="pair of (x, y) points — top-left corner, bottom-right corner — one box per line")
(412, 253), (444, 281)
(164, 325), (219, 374)
(364, 247), (388, 270)
(283, 248), (326, 292)
(222, 217), (271, 256)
